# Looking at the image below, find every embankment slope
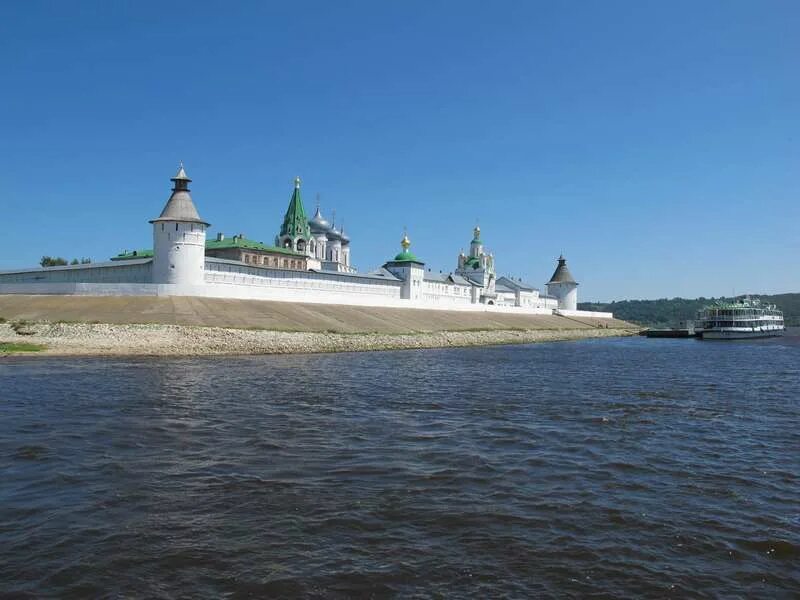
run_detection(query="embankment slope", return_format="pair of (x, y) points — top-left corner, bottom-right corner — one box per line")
(0, 295), (639, 356)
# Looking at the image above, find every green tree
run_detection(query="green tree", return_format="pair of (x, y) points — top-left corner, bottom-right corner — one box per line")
(39, 256), (68, 267)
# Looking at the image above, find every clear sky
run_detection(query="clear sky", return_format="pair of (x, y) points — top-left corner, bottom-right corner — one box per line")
(0, 0), (797, 301)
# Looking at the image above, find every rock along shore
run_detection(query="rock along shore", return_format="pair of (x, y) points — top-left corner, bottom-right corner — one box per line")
(0, 321), (638, 357)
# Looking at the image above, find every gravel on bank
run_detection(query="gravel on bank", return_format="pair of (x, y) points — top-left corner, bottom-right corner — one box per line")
(0, 322), (639, 357)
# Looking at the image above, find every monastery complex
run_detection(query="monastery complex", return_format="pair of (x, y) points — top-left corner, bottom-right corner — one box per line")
(0, 165), (611, 319)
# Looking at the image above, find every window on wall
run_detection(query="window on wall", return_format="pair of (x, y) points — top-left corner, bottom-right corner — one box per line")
(175, 223), (179, 231)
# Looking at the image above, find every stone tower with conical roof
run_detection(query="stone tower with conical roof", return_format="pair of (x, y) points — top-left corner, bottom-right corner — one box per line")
(546, 255), (579, 311)
(150, 163), (209, 286)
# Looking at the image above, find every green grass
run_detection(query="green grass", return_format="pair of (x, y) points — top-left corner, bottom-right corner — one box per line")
(0, 342), (46, 353)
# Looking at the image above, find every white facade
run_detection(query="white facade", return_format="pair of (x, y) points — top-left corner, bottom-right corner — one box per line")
(0, 165), (612, 319)
(547, 282), (578, 311)
(455, 226), (496, 300)
(152, 221), (207, 285)
(383, 234), (424, 301)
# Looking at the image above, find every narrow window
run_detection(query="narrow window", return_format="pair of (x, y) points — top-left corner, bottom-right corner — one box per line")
(175, 223), (179, 231)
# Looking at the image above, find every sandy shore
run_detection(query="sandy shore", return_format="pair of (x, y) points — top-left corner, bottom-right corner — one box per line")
(0, 321), (638, 357)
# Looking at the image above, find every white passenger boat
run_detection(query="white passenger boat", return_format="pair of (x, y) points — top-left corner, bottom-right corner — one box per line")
(695, 297), (785, 339)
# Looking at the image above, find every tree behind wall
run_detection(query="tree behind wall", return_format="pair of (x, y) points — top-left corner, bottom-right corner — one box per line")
(40, 256), (92, 267)
(40, 256), (68, 267)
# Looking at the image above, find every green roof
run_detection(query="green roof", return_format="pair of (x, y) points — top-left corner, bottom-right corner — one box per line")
(392, 249), (422, 263)
(111, 249), (153, 261)
(111, 236), (304, 261)
(463, 256), (480, 269)
(205, 236), (304, 255)
(279, 180), (311, 240)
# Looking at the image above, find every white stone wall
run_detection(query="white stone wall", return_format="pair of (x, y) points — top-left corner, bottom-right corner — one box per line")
(421, 280), (473, 305)
(556, 309), (614, 319)
(204, 259), (402, 304)
(0, 260), (153, 284)
(519, 290), (559, 310)
(496, 291), (517, 306)
(0, 257), (613, 318)
(496, 289), (558, 309)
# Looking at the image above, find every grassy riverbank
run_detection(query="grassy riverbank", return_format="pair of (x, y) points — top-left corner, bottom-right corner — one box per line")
(0, 341), (46, 354)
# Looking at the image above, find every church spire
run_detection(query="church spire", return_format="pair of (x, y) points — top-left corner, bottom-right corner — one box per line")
(279, 176), (311, 239)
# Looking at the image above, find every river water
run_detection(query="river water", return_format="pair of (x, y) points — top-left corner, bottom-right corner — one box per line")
(1, 332), (799, 598)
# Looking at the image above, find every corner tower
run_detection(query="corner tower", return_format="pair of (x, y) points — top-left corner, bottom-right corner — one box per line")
(546, 255), (578, 310)
(150, 164), (209, 286)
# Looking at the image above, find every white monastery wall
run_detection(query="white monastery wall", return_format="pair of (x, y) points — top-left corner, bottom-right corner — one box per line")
(0, 260), (152, 285)
(421, 280), (472, 306)
(0, 259), (612, 317)
(557, 309), (614, 319)
(203, 259), (402, 304)
(0, 281), (573, 315)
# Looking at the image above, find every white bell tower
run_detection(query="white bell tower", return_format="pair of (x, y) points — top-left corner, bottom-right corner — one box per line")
(150, 163), (209, 286)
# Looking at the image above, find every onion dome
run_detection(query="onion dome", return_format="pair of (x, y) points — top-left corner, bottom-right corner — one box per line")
(472, 225), (481, 243)
(150, 162), (209, 226)
(393, 232), (421, 262)
(327, 210), (343, 242)
(548, 255), (577, 284)
(339, 223), (350, 243)
(309, 205), (332, 234)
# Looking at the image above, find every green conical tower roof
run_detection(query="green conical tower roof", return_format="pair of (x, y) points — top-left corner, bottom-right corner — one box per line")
(279, 177), (311, 239)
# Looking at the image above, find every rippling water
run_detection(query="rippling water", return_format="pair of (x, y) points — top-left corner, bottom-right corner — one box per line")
(2, 332), (799, 598)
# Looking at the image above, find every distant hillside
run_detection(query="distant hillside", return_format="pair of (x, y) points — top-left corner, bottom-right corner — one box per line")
(579, 293), (800, 327)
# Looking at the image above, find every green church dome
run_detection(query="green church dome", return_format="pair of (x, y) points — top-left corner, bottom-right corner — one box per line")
(391, 232), (422, 263)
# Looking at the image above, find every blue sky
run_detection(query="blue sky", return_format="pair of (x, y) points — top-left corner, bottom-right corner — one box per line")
(0, 0), (798, 301)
